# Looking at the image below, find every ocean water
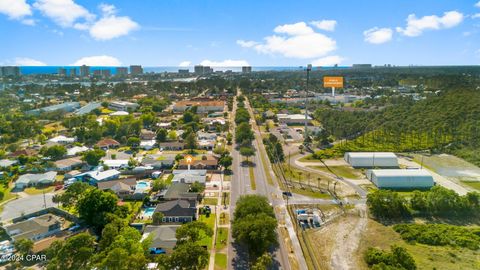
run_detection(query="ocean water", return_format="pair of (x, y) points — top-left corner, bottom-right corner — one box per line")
(19, 66), (349, 75)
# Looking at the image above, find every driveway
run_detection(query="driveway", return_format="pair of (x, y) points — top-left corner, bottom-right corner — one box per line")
(1, 193), (56, 222)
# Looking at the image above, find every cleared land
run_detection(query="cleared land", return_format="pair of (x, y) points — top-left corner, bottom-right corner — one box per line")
(356, 219), (480, 270)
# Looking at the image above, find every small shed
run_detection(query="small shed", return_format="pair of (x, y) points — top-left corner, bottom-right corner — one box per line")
(344, 152), (399, 168)
(367, 169), (435, 189)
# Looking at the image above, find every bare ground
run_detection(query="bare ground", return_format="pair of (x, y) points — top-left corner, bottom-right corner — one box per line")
(307, 204), (367, 270)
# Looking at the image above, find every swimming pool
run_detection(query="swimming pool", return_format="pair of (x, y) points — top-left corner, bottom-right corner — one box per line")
(144, 207), (155, 217)
(136, 181), (150, 189)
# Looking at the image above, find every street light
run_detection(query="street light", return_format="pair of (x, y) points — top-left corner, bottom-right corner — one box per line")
(304, 64), (312, 146)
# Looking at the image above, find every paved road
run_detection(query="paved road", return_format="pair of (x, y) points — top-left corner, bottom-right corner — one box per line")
(228, 93), (296, 270)
(245, 97), (307, 270)
(292, 154), (368, 198)
(1, 193), (56, 222)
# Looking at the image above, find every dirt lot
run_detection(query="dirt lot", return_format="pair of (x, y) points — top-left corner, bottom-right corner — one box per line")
(307, 204), (367, 270)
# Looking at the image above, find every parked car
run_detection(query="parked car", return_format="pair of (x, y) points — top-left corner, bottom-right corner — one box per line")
(149, 247), (166, 255)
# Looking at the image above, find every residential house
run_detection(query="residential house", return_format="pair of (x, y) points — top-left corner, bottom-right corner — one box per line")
(140, 130), (156, 140)
(197, 132), (217, 141)
(158, 182), (200, 201)
(197, 140), (216, 150)
(140, 140), (156, 150)
(142, 225), (180, 254)
(53, 157), (84, 171)
(171, 170), (207, 184)
(97, 178), (136, 199)
(142, 156), (175, 169)
(159, 142), (184, 151)
(15, 172), (57, 189)
(75, 169), (120, 184)
(0, 159), (17, 168)
(102, 159), (130, 169)
(66, 146), (89, 157)
(177, 158), (218, 170)
(154, 200), (197, 223)
(48, 135), (76, 144)
(96, 138), (121, 149)
(5, 214), (62, 242)
(8, 149), (38, 158)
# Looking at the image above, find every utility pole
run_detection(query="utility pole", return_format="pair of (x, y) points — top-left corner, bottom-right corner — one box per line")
(304, 64), (312, 146)
(43, 190), (47, 209)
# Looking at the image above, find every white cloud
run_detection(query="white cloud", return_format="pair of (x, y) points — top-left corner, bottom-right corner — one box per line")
(12, 57), (47, 66)
(200, 59), (249, 67)
(178, 61), (191, 67)
(237, 40), (258, 48)
(71, 55), (121, 66)
(363, 27), (393, 44)
(21, 18), (36, 25)
(99, 3), (115, 16)
(0, 0), (31, 20)
(274, 22), (314, 36)
(89, 15), (139, 40)
(310, 20), (337, 31)
(311, 55), (344, 66)
(396, 11), (464, 37)
(476, 1), (480, 8)
(33, 0), (94, 27)
(241, 22), (337, 59)
(473, 13), (480, 19)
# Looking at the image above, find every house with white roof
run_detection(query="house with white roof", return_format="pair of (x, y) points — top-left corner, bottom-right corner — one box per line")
(171, 170), (207, 184)
(48, 135), (76, 144)
(15, 172), (57, 189)
(66, 146), (89, 157)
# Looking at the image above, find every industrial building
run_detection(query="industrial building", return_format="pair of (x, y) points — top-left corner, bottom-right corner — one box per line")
(344, 152), (399, 168)
(367, 169), (435, 189)
(276, 114), (312, 125)
(108, 101), (139, 111)
(26, 102), (81, 115)
(173, 100), (224, 113)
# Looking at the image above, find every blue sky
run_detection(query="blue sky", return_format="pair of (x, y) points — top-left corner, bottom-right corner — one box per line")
(0, 0), (480, 67)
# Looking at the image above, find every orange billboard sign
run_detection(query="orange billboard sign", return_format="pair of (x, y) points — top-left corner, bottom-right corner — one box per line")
(323, 76), (344, 88)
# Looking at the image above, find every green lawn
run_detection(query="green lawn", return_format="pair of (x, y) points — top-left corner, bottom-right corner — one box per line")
(257, 144), (274, 185)
(214, 253), (227, 269)
(461, 180), (480, 191)
(202, 197), (218, 205)
(309, 165), (361, 179)
(164, 174), (174, 185)
(215, 228), (228, 250)
(0, 183), (17, 204)
(197, 214), (216, 249)
(249, 167), (256, 190)
(291, 187), (332, 199)
(23, 186), (55, 195)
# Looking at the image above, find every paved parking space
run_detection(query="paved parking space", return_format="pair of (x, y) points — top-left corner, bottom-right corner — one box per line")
(1, 193), (56, 222)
